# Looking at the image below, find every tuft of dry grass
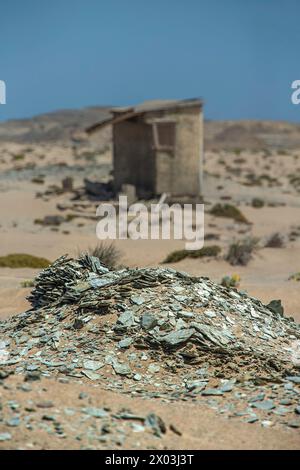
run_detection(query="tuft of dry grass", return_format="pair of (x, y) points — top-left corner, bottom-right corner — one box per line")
(264, 232), (285, 248)
(85, 242), (122, 270)
(225, 238), (259, 266)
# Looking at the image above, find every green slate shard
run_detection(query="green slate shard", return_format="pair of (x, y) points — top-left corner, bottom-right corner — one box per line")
(131, 295), (145, 305)
(141, 313), (157, 330)
(157, 328), (195, 347)
(82, 407), (108, 418)
(286, 376), (300, 384)
(82, 360), (104, 371)
(116, 310), (135, 328)
(253, 400), (275, 411)
(202, 388), (224, 396)
(81, 370), (101, 380)
(112, 360), (131, 376)
(118, 337), (133, 348)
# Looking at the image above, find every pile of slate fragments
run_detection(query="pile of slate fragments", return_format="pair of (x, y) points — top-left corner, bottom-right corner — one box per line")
(1, 254), (300, 438)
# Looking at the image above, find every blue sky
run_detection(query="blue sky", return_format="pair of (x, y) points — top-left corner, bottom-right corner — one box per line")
(0, 0), (300, 122)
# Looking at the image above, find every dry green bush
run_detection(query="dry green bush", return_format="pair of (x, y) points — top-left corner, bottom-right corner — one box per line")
(162, 245), (221, 263)
(21, 280), (35, 288)
(210, 203), (250, 224)
(251, 198), (264, 208)
(0, 254), (50, 269)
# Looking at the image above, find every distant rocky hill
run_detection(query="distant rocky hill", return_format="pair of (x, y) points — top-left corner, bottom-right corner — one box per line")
(0, 106), (112, 145)
(1, 106), (300, 150)
(205, 120), (300, 150)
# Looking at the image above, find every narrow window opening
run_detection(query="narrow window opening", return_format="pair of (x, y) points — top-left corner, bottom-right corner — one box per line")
(152, 122), (176, 152)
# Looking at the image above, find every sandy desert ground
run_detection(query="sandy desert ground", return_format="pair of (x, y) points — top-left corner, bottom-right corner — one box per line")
(0, 133), (299, 449)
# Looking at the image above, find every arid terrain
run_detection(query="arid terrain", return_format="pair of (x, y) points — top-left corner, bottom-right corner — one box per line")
(0, 109), (299, 449)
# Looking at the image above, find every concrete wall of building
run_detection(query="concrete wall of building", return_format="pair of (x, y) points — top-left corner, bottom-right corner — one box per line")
(146, 105), (203, 197)
(113, 119), (155, 197)
(113, 104), (203, 198)
(174, 106), (202, 196)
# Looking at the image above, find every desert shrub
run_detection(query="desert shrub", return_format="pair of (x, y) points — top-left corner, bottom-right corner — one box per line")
(34, 219), (43, 225)
(289, 229), (300, 241)
(204, 233), (220, 241)
(12, 154), (25, 161)
(264, 232), (285, 248)
(258, 174), (280, 186)
(31, 177), (44, 184)
(243, 173), (262, 187)
(79, 150), (98, 160)
(162, 245), (221, 263)
(210, 203), (250, 224)
(233, 158), (246, 164)
(263, 149), (272, 158)
(0, 254), (51, 268)
(35, 215), (64, 226)
(65, 213), (78, 222)
(21, 280), (35, 288)
(225, 238), (259, 266)
(162, 250), (187, 263)
(86, 242), (122, 270)
(289, 272), (300, 281)
(289, 175), (300, 189)
(251, 198), (264, 208)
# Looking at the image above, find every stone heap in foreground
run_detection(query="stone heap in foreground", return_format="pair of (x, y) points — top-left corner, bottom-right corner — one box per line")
(1, 255), (300, 431)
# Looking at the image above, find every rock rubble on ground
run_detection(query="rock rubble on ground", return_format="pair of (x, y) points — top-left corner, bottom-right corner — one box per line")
(1, 254), (300, 440)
